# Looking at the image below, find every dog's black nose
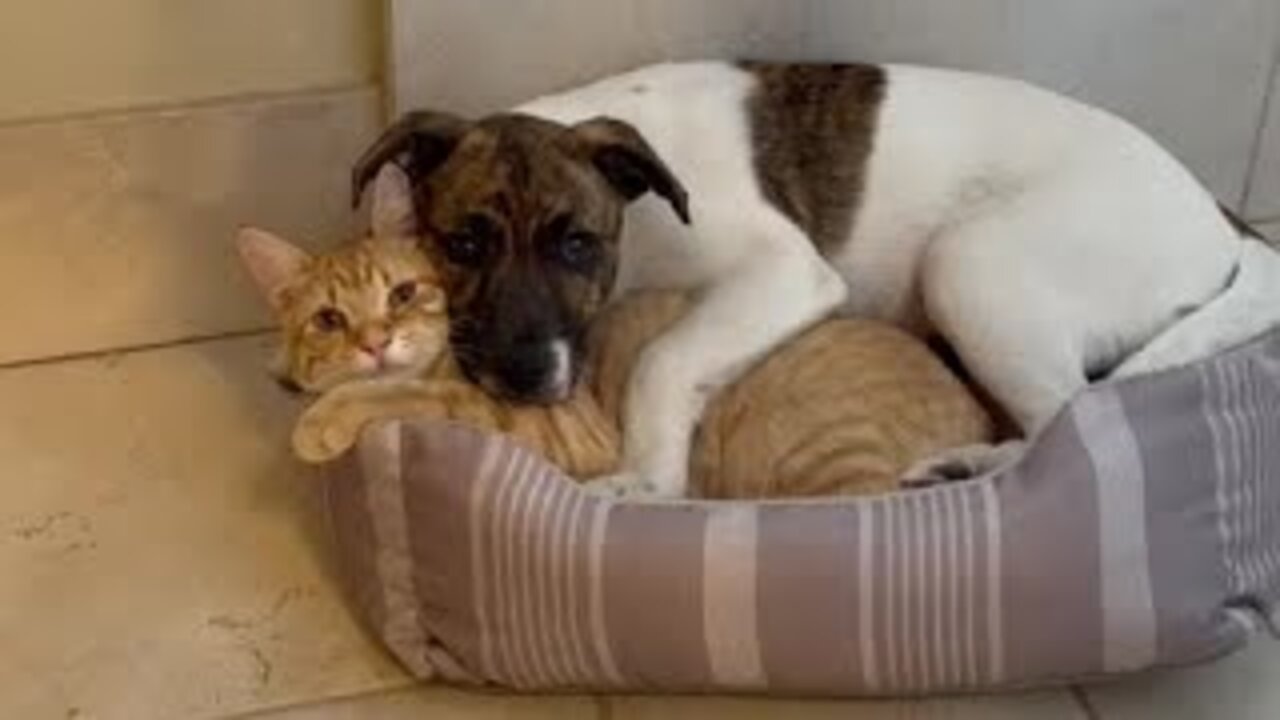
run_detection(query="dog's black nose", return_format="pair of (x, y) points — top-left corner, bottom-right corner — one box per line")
(493, 342), (557, 401)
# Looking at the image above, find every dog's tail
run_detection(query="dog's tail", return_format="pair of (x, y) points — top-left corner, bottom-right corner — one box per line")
(1113, 231), (1280, 379)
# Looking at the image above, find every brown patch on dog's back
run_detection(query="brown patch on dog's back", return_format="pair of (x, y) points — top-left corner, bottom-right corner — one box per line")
(740, 62), (888, 256)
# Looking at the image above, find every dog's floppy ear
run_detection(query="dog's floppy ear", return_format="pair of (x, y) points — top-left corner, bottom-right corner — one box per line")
(572, 117), (691, 225)
(351, 110), (471, 208)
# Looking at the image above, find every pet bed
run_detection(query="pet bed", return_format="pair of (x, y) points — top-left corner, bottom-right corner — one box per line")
(321, 329), (1280, 696)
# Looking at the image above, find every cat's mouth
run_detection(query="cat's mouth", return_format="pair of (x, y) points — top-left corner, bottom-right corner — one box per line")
(334, 341), (445, 387)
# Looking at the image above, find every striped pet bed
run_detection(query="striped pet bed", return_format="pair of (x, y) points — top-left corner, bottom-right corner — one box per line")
(322, 330), (1280, 696)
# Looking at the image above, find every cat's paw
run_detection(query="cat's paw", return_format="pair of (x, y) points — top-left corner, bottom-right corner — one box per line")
(292, 410), (359, 464)
(582, 472), (659, 500)
(902, 440), (1027, 488)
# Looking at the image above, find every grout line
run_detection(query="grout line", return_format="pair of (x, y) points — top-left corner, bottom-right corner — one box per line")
(594, 695), (615, 720)
(1070, 686), (1103, 720)
(1240, 35), (1280, 214)
(217, 683), (420, 719)
(0, 83), (379, 131)
(0, 327), (275, 372)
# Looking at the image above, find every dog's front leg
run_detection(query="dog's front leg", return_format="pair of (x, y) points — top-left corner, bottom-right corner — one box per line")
(597, 249), (847, 498)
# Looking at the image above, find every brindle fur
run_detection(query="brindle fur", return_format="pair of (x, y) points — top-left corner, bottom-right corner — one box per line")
(352, 112), (689, 403)
(739, 62), (887, 256)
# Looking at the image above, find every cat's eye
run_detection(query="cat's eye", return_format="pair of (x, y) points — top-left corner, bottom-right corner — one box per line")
(388, 281), (418, 308)
(312, 307), (347, 333)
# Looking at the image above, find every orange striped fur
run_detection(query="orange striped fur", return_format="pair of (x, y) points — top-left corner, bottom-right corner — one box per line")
(591, 292), (995, 498)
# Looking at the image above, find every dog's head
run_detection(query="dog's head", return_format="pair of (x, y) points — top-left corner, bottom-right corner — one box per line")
(351, 111), (690, 404)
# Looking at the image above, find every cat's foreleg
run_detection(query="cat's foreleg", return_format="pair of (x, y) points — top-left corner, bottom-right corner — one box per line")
(292, 379), (443, 463)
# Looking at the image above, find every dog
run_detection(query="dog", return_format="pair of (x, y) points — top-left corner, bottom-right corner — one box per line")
(352, 61), (1280, 497)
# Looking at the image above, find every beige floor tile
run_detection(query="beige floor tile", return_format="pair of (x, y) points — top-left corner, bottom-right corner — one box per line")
(239, 687), (599, 719)
(0, 336), (411, 720)
(1082, 641), (1280, 720)
(0, 87), (380, 365)
(609, 691), (1086, 720)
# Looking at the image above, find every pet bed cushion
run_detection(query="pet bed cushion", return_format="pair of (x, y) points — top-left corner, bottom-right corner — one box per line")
(321, 330), (1280, 696)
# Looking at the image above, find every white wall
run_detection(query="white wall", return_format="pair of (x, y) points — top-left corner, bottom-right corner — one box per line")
(1247, 64), (1280, 222)
(389, 0), (1280, 214)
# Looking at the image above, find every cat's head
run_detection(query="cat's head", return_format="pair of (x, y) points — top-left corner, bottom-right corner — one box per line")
(236, 166), (448, 393)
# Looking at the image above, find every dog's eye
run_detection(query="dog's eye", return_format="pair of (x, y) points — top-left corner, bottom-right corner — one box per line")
(312, 307), (347, 333)
(443, 215), (497, 267)
(388, 281), (418, 308)
(443, 231), (488, 266)
(553, 230), (601, 271)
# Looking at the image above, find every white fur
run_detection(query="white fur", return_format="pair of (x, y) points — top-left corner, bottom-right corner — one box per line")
(546, 338), (574, 400)
(1113, 238), (1280, 378)
(515, 61), (1278, 497)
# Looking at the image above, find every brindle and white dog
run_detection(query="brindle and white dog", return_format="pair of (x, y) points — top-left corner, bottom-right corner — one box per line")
(353, 61), (1280, 498)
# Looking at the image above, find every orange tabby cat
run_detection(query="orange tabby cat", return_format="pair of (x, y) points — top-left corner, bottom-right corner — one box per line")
(235, 166), (620, 477)
(591, 292), (995, 498)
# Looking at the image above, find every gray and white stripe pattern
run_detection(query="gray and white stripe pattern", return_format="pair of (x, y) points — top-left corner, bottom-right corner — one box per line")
(1201, 345), (1280, 613)
(326, 329), (1280, 695)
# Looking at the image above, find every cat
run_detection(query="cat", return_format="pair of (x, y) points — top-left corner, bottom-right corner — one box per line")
(235, 166), (620, 478)
(591, 293), (995, 498)
(239, 164), (993, 497)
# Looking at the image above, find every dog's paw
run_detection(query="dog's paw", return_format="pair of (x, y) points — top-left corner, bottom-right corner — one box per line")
(902, 441), (1028, 488)
(582, 472), (659, 500)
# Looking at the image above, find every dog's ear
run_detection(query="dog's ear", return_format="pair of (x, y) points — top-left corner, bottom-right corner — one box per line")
(351, 110), (471, 208)
(370, 163), (418, 238)
(572, 117), (691, 225)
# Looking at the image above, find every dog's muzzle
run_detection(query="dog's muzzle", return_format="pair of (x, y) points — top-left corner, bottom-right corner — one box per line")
(476, 336), (575, 404)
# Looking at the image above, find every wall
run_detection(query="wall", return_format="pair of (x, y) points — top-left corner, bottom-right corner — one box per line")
(0, 0), (381, 122)
(0, 0), (384, 364)
(389, 0), (1280, 216)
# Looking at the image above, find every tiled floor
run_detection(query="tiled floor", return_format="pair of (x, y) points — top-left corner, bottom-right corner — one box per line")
(0, 337), (408, 719)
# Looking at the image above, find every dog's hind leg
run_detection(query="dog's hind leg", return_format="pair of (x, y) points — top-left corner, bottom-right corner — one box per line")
(902, 241), (1087, 482)
(920, 150), (1237, 438)
(923, 247), (1090, 435)
(598, 241), (847, 498)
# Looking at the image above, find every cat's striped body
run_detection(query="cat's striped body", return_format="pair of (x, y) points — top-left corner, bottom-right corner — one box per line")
(593, 292), (994, 498)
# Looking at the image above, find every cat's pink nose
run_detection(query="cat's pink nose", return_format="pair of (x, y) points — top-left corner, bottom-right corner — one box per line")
(361, 339), (390, 358)
(358, 330), (392, 360)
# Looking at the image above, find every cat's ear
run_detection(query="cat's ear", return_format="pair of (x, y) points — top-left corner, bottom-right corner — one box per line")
(370, 163), (418, 238)
(235, 227), (311, 310)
